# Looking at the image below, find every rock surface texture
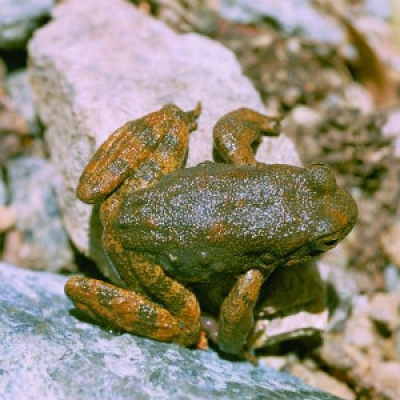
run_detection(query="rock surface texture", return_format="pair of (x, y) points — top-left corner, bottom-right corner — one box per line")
(28, 0), (299, 264)
(6, 156), (74, 271)
(5, 69), (41, 135)
(0, 0), (55, 49)
(0, 262), (343, 400)
(220, 0), (343, 42)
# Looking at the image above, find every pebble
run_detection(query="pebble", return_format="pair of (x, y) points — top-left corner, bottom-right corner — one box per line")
(5, 69), (41, 135)
(0, 205), (16, 232)
(368, 292), (400, 332)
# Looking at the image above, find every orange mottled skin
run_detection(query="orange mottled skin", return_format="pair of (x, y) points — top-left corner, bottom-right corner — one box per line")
(65, 104), (357, 360)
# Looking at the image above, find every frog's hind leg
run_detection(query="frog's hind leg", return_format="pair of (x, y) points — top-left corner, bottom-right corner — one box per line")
(64, 276), (190, 343)
(213, 108), (282, 166)
(77, 103), (201, 204)
(65, 249), (201, 347)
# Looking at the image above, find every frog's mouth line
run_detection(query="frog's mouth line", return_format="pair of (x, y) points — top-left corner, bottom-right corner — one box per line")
(282, 232), (342, 267)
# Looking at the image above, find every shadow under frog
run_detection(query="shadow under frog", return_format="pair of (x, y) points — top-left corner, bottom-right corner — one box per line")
(65, 103), (358, 361)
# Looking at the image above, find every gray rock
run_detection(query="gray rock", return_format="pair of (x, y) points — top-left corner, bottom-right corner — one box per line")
(0, 0), (55, 49)
(0, 262), (342, 400)
(0, 168), (6, 205)
(7, 155), (74, 271)
(28, 0), (299, 268)
(220, 0), (343, 43)
(5, 69), (41, 135)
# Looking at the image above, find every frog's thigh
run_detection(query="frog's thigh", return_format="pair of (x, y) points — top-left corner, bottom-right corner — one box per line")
(127, 251), (201, 347)
(218, 269), (264, 355)
(65, 276), (184, 342)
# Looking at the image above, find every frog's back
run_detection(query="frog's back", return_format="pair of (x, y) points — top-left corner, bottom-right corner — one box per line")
(116, 162), (312, 254)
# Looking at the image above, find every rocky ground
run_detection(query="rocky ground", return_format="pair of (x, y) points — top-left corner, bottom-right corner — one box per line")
(0, 1), (399, 399)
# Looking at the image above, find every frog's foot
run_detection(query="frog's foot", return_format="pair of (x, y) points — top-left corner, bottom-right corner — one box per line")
(76, 103), (201, 204)
(182, 101), (201, 131)
(65, 276), (200, 346)
(218, 269), (265, 357)
(213, 108), (282, 166)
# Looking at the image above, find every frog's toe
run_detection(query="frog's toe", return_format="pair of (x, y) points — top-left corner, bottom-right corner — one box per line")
(259, 115), (282, 136)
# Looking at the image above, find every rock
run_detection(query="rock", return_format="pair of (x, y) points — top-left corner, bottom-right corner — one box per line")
(381, 215), (400, 269)
(0, 0), (55, 49)
(368, 293), (400, 333)
(384, 265), (400, 292)
(0, 205), (16, 232)
(343, 296), (375, 349)
(28, 0), (299, 270)
(383, 109), (400, 157)
(288, 362), (355, 400)
(365, 0), (391, 19)
(318, 292), (400, 399)
(6, 155), (74, 271)
(252, 261), (328, 349)
(318, 245), (361, 298)
(0, 262), (342, 400)
(0, 66), (28, 163)
(220, 0), (343, 43)
(370, 361), (400, 396)
(5, 69), (41, 135)
(0, 167), (6, 204)
(260, 355), (288, 370)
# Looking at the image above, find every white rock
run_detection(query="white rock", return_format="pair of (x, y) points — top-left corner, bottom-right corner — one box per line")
(344, 296), (375, 349)
(0, 0), (55, 48)
(368, 292), (400, 332)
(382, 109), (400, 158)
(220, 0), (343, 43)
(366, 0), (391, 19)
(28, 0), (299, 270)
(370, 361), (400, 397)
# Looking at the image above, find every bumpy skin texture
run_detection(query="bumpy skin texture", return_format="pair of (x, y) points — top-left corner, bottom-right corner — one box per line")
(65, 104), (358, 359)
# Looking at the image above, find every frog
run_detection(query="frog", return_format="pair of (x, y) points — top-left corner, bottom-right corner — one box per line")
(65, 103), (358, 360)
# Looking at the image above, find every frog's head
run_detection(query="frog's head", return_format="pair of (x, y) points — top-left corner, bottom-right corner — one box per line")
(160, 102), (201, 132)
(280, 163), (358, 267)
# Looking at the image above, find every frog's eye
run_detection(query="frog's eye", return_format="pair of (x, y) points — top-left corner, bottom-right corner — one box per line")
(308, 163), (337, 194)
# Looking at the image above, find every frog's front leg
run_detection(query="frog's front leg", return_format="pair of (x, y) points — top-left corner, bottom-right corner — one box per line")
(218, 269), (266, 358)
(65, 251), (201, 347)
(213, 108), (282, 166)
